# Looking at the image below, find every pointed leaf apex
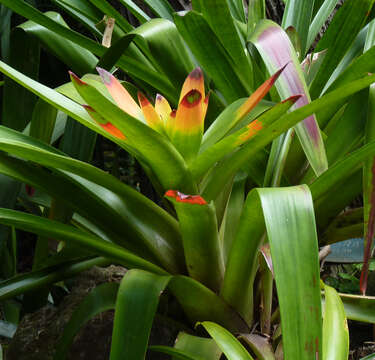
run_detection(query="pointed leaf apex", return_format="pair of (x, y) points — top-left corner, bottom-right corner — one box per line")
(69, 71), (87, 86)
(165, 190), (207, 205)
(170, 109), (177, 118)
(188, 67), (203, 80)
(96, 67), (113, 85)
(137, 91), (149, 107)
(282, 94), (303, 104)
(271, 62), (290, 85)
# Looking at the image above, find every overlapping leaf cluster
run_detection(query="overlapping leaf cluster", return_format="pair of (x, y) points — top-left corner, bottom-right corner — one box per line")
(0, 0), (375, 359)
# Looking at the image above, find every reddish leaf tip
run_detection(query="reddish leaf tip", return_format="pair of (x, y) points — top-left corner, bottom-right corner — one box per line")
(69, 71), (87, 85)
(180, 89), (202, 108)
(165, 190), (207, 205)
(282, 94), (303, 104)
(137, 91), (149, 107)
(170, 109), (177, 118)
(204, 92), (210, 104)
(188, 67), (203, 80)
(271, 62), (290, 85)
(96, 67), (112, 85)
(82, 104), (94, 111)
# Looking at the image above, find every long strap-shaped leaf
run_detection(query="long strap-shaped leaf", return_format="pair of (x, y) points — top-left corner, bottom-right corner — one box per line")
(250, 20), (328, 177)
(310, 0), (375, 99)
(200, 322), (254, 360)
(0, 208), (167, 275)
(0, 257), (110, 301)
(165, 191), (224, 292)
(282, 0), (315, 54)
(0, 0), (177, 100)
(222, 186), (322, 359)
(322, 285), (349, 360)
(150, 332), (222, 360)
(0, 126), (184, 271)
(109, 270), (170, 360)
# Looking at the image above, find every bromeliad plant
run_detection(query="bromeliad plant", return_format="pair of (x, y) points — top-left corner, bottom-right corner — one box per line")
(2, 0), (375, 359)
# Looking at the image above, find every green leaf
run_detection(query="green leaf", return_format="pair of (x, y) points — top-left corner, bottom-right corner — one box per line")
(85, 0), (133, 32)
(322, 285), (349, 360)
(116, 0), (150, 23)
(193, 0), (253, 91)
(0, 128), (184, 273)
(337, 293), (375, 323)
(165, 191), (224, 292)
(109, 270), (170, 360)
(247, 0), (266, 36)
(140, 0), (174, 20)
(169, 276), (249, 333)
(282, 0), (315, 54)
(193, 96), (297, 181)
(18, 11), (98, 75)
(0, 208), (168, 274)
(310, 0), (375, 98)
(2, 26), (40, 131)
(131, 19), (195, 92)
(0, 257), (110, 300)
(0, 0), (176, 99)
(306, 0), (340, 52)
(51, 0), (103, 37)
(174, 11), (249, 103)
(310, 140), (375, 202)
(199, 322), (254, 360)
(150, 332), (222, 360)
(54, 282), (119, 360)
(30, 99), (57, 143)
(223, 186), (322, 359)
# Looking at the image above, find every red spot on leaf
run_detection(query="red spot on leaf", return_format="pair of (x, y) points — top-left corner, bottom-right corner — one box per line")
(180, 90), (202, 108)
(26, 185), (35, 197)
(165, 190), (207, 205)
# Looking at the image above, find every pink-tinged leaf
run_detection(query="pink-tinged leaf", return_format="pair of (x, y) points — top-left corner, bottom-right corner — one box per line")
(83, 105), (126, 140)
(250, 20), (328, 176)
(236, 64), (287, 121)
(170, 89), (204, 163)
(96, 67), (143, 121)
(155, 94), (172, 126)
(179, 67), (205, 103)
(137, 92), (164, 133)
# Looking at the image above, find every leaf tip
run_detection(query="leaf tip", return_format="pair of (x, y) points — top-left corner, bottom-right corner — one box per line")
(282, 94), (303, 104)
(69, 71), (86, 86)
(165, 190), (207, 205)
(96, 67), (113, 85)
